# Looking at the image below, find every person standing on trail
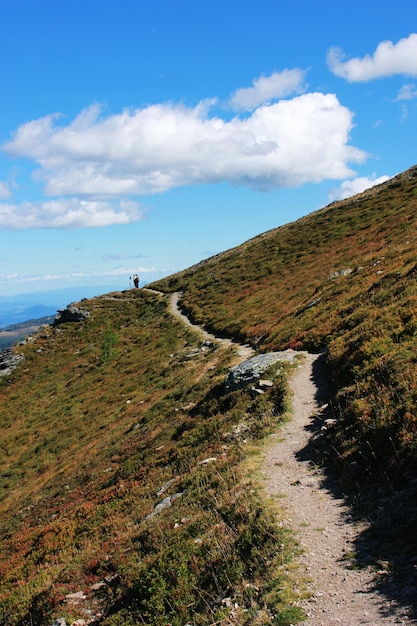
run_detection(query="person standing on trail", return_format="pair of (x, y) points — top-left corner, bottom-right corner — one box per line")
(133, 274), (139, 288)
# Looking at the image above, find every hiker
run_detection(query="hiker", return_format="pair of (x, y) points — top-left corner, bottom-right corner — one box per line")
(133, 274), (139, 288)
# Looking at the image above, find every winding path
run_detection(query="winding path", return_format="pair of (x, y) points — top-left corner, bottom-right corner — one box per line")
(145, 289), (254, 362)
(149, 289), (413, 625)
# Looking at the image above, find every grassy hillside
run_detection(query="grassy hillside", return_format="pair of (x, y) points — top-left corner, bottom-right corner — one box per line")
(152, 166), (417, 486)
(0, 291), (302, 625)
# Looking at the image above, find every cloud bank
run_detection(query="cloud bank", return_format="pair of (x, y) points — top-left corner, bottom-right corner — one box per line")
(327, 33), (417, 82)
(0, 198), (143, 229)
(1, 91), (366, 228)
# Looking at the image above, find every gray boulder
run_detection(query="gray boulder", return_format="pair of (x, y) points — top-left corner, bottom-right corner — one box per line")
(225, 350), (299, 391)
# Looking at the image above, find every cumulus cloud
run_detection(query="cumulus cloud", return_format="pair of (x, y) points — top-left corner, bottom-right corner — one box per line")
(0, 182), (11, 199)
(229, 69), (307, 110)
(3, 93), (365, 202)
(329, 174), (391, 202)
(327, 33), (417, 82)
(396, 83), (417, 100)
(0, 198), (144, 229)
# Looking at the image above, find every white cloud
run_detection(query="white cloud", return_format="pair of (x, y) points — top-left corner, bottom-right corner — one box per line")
(327, 33), (417, 82)
(0, 182), (11, 199)
(396, 83), (417, 101)
(328, 174), (391, 202)
(0, 198), (144, 229)
(3, 93), (365, 204)
(229, 69), (307, 111)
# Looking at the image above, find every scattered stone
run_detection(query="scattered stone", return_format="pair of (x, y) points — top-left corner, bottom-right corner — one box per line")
(65, 590), (87, 604)
(222, 422), (249, 441)
(181, 402), (196, 410)
(91, 581), (107, 592)
(156, 478), (177, 496)
(0, 348), (24, 377)
(185, 348), (201, 358)
(198, 457), (217, 465)
(305, 297), (322, 309)
(259, 379), (274, 388)
(146, 492), (185, 519)
(329, 268), (353, 278)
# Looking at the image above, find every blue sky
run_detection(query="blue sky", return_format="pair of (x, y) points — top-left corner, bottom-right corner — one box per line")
(1, 0), (416, 296)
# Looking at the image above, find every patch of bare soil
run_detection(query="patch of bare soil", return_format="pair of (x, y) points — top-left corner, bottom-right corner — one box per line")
(263, 352), (413, 625)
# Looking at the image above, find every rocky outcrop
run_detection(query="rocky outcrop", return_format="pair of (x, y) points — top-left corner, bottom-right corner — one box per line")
(0, 347), (24, 377)
(52, 304), (91, 327)
(225, 350), (299, 391)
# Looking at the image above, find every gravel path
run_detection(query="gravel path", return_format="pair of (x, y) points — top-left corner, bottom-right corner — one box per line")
(263, 352), (413, 625)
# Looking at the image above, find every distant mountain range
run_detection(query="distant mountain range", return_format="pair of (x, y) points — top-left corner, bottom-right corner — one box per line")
(0, 285), (123, 329)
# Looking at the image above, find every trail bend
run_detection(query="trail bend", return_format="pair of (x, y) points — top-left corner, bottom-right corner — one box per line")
(145, 289), (254, 362)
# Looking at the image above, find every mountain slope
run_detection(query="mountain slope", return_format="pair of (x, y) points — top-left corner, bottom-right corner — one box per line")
(2, 165), (417, 624)
(151, 166), (417, 618)
(0, 316), (56, 351)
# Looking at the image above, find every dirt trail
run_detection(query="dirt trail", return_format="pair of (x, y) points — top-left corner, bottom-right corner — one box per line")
(148, 289), (413, 624)
(159, 290), (254, 361)
(264, 352), (412, 625)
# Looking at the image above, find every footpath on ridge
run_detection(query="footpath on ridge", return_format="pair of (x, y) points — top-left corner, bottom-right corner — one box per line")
(147, 289), (413, 625)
